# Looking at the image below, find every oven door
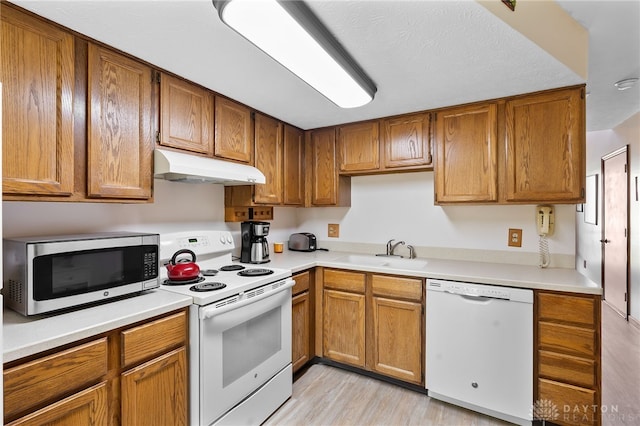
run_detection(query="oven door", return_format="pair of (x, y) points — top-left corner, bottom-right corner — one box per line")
(198, 279), (294, 425)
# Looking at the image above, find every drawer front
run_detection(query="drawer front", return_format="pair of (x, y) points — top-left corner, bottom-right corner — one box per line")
(292, 271), (310, 295)
(323, 269), (366, 293)
(372, 274), (422, 302)
(538, 350), (596, 389)
(538, 378), (598, 426)
(122, 310), (187, 369)
(4, 338), (108, 420)
(539, 322), (596, 358)
(537, 292), (596, 328)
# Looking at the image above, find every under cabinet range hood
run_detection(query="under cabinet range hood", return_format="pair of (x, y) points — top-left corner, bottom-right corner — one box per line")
(154, 149), (265, 185)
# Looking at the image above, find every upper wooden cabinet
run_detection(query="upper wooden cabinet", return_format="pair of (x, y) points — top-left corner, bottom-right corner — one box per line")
(337, 121), (380, 173)
(308, 128), (351, 206)
(381, 112), (432, 170)
(254, 113), (283, 204)
(434, 103), (498, 203)
(159, 73), (214, 155)
(283, 125), (305, 205)
(87, 44), (154, 200)
(505, 87), (585, 203)
(1, 6), (75, 197)
(214, 97), (253, 163)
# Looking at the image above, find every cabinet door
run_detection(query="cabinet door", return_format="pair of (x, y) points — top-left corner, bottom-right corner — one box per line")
(434, 103), (498, 203)
(323, 289), (366, 367)
(254, 113), (283, 204)
(7, 382), (108, 426)
(214, 97), (252, 163)
(381, 112), (432, 169)
(292, 291), (311, 373)
(310, 128), (338, 205)
(371, 296), (422, 384)
(121, 347), (188, 426)
(1, 6), (74, 196)
(505, 87), (585, 202)
(337, 121), (379, 173)
(87, 44), (153, 199)
(159, 73), (214, 155)
(283, 125), (304, 205)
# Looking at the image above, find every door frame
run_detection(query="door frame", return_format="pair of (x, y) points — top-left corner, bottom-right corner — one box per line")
(601, 145), (630, 318)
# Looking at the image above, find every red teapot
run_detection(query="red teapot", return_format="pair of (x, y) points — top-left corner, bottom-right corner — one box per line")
(166, 249), (200, 281)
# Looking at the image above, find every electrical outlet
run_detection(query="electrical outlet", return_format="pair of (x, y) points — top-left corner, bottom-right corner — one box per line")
(508, 228), (522, 247)
(328, 223), (340, 238)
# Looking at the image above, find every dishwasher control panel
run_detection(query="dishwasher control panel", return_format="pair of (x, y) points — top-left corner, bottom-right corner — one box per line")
(427, 279), (533, 303)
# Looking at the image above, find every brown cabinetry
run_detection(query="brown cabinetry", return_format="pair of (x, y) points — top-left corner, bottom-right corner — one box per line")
(308, 128), (351, 206)
(159, 73), (214, 155)
(3, 309), (188, 426)
(253, 113), (283, 204)
(535, 291), (601, 426)
(214, 97), (253, 163)
(320, 268), (424, 385)
(1, 5), (75, 197)
(434, 103), (498, 203)
(292, 270), (314, 373)
(381, 112), (432, 170)
(87, 44), (154, 200)
(283, 125), (305, 205)
(337, 121), (380, 173)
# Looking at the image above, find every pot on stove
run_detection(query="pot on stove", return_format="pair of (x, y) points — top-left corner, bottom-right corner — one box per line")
(166, 249), (201, 281)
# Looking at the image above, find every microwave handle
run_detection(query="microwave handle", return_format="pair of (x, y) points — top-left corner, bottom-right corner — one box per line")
(199, 279), (294, 319)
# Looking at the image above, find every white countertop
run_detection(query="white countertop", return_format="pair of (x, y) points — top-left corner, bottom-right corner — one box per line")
(267, 249), (602, 295)
(3, 290), (192, 363)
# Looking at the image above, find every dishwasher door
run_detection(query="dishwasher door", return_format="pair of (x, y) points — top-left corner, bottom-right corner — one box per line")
(426, 279), (533, 425)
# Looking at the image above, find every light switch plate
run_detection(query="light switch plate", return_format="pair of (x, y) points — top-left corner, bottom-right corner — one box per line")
(328, 223), (340, 238)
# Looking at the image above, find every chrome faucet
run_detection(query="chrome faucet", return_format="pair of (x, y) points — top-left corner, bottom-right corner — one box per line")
(385, 239), (395, 255)
(407, 245), (416, 259)
(389, 240), (405, 256)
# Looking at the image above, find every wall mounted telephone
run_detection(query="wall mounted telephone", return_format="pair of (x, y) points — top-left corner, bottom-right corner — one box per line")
(536, 205), (554, 268)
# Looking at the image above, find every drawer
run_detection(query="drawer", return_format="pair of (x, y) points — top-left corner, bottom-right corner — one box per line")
(121, 310), (187, 369)
(372, 274), (422, 302)
(538, 378), (598, 426)
(4, 338), (108, 421)
(537, 292), (597, 328)
(538, 350), (597, 389)
(292, 271), (310, 295)
(538, 321), (596, 358)
(323, 269), (366, 293)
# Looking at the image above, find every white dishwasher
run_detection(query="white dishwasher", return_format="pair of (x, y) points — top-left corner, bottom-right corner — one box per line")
(426, 279), (533, 426)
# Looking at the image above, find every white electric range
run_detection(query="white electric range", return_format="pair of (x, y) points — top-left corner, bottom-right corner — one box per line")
(158, 230), (293, 426)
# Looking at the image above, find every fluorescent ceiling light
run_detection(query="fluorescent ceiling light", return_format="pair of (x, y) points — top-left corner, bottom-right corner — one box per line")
(212, 0), (376, 108)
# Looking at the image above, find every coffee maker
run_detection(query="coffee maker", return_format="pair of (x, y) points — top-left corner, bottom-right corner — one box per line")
(240, 221), (270, 264)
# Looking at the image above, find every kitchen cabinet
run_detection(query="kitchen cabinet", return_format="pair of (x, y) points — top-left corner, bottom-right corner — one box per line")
(283, 124), (305, 205)
(308, 128), (351, 206)
(214, 96), (253, 163)
(3, 309), (188, 425)
(434, 103), (498, 203)
(87, 43), (154, 200)
(1, 5), (75, 197)
(159, 72), (214, 155)
(292, 270), (314, 373)
(253, 113), (283, 204)
(320, 268), (424, 385)
(535, 291), (601, 426)
(380, 112), (432, 170)
(435, 86), (585, 205)
(337, 120), (380, 173)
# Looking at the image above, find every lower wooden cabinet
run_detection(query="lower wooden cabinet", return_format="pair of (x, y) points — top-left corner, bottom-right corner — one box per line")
(3, 309), (188, 425)
(535, 291), (601, 426)
(321, 268), (424, 385)
(292, 270), (314, 373)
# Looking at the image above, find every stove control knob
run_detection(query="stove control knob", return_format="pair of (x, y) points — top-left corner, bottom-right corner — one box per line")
(227, 235), (233, 244)
(220, 235), (226, 244)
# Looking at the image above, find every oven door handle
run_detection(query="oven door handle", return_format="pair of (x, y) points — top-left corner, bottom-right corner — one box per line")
(199, 279), (295, 319)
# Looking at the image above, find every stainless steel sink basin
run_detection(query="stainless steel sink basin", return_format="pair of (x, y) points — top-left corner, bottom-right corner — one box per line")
(332, 254), (428, 271)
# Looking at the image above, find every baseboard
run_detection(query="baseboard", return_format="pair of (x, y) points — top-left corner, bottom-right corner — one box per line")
(629, 315), (640, 331)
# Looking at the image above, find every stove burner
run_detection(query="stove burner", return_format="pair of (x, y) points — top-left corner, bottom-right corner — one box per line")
(237, 268), (274, 277)
(163, 276), (205, 286)
(201, 269), (219, 276)
(190, 282), (227, 292)
(219, 264), (245, 272)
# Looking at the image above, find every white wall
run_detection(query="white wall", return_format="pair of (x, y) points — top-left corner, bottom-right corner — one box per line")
(577, 112), (640, 320)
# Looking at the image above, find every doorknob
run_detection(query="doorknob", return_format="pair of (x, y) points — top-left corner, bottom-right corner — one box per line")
(600, 239), (610, 243)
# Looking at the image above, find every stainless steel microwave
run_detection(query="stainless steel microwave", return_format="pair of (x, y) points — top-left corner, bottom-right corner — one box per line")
(3, 232), (159, 316)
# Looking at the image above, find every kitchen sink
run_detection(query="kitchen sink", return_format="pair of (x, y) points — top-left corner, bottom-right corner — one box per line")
(332, 254), (428, 271)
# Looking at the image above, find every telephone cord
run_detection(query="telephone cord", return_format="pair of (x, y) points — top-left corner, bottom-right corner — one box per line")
(539, 234), (550, 268)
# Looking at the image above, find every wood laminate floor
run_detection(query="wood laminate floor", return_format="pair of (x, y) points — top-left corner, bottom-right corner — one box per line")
(266, 302), (640, 426)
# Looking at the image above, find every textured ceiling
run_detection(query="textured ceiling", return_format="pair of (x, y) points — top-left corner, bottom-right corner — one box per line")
(9, 0), (639, 131)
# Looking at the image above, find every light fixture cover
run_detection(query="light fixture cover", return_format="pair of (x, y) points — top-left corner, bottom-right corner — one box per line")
(614, 78), (638, 91)
(212, 0), (376, 108)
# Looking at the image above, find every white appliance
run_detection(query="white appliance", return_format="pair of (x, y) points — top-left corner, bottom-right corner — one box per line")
(158, 231), (293, 426)
(426, 279), (533, 426)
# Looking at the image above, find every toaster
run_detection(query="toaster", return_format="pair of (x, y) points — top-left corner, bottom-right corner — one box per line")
(288, 233), (317, 252)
